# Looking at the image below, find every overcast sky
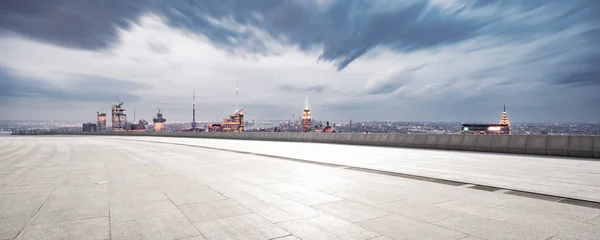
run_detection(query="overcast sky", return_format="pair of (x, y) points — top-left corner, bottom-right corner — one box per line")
(1, 0), (599, 123)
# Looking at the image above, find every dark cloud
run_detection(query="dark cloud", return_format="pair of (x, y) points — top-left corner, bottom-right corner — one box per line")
(279, 84), (328, 93)
(2, 0), (598, 72)
(0, 0), (147, 49)
(0, 66), (150, 102)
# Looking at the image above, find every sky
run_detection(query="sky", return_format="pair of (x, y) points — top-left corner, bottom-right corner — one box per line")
(1, 0), (599, 123)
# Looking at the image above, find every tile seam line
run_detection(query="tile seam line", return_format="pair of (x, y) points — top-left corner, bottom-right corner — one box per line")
(108, 137), (600, 207)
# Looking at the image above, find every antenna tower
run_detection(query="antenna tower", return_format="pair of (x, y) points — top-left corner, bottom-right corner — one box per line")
(192, 90), (196, 128)
(236, 84), (239, 112)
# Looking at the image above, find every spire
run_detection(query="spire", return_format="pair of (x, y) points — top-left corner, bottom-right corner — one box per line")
(192, 90), (196, 128)
(236, 84), (239, 112)
(500, 102), (510, 126)
(305, 96), (309, 110)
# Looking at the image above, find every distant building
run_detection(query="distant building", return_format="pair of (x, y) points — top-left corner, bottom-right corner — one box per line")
(97, 112), (106, 131)
(131, 119), (148, 132)
(323, 121), (336, 133)
(111, 101), (127, 132)
(461, 124), (510, 134)
(83, 122), (97, 132)
(153, 109), (166, 132)
(499, 103), (510, 133)
(207, 124), (223, 132)
(219, 84), (244, 132)
(462, 104), (511, 134)
(302, 97), (312, 132)
(222, 109), (244, 132)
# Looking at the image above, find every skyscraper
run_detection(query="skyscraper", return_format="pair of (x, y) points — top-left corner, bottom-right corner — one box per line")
(499, 103), (511, 134)
(153, 108), (166, 132)
(221, 85), (244, 132)
(97, 111), (106, 131)
(111, 101), (127, 132)
(302, 96), (312, 132)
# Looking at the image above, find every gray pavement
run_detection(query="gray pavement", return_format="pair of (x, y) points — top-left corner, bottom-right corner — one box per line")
(0, 136), (599, 240)
(120, 136), (600, 202)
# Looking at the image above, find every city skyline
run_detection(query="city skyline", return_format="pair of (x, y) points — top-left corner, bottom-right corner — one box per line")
(1, 1), (599, 123)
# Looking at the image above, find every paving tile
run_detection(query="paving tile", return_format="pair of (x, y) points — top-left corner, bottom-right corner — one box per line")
(16, 217), (109, 240)
(0, 201), (44, 219)
(245, 199), (319, 223)
(377, 200), (463, 222)
(357, 214), (465, 240)
(194, 214), (290, 240)
(435, 214), (555, 240)
(178, 236), (208, 240)
(332, 188), (410, 206)
(157, 181), (210, 194)
(111, 215), (201, 240)
(498, 198), (600, 222)
(277, 214), (380, 240)
(368, 236), (394, 240)
(221, 190), (274, 205)
(589, 215), (600, 225)
(280, 189), (343, 205)
(258, 182), (308, 194)
(313, 200), (393, 223)
(0, 217), (31, 239)
(110, 200), (183, 223)
(31, 199), (109, 225)
(108, 178), (160, 195)
(178, 199), (252, 223)
(109, 190), (169, 206)
(437, 199), (600, 239)
(166, 189), (228, 206)
(457, 237), (486, 240)
(48, 189), (108, 204)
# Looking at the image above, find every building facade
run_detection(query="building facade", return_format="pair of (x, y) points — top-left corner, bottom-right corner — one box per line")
(462, 104), (511, 134)
(97, 113), (106, 131)
(153, 109), (166, 132)
(111, 102), (127, 132)
(461, 124), (510, 134)
(222, 109), (244, 132)
(83, 123), (97, 132)
(302, 97), (312, 132)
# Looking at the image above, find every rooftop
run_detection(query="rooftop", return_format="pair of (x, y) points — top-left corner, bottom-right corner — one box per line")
(1, 135), (599, 239)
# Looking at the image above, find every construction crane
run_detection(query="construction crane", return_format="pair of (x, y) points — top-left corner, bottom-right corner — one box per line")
(158, 108), (161, 113)
(97, 108), (104, 116)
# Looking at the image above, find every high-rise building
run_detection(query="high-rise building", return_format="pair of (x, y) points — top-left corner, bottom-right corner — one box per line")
(153, 109), (166, 132)
(461, 103), (511, 134)
(499, 103), (510, 127)
(302, 96), (312, 132)
(222, 109), (244, 132)
(221, 84), (244, 132)
(111, 101), (127, 132)
(97, 112), (106, 131)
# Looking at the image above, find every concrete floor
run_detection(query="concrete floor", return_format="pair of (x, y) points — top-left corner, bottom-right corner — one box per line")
(0, 136), (599, 240)
(121, 136), (600, 202)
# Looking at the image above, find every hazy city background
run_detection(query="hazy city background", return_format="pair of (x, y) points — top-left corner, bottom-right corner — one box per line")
(3, 120), (599, 136)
